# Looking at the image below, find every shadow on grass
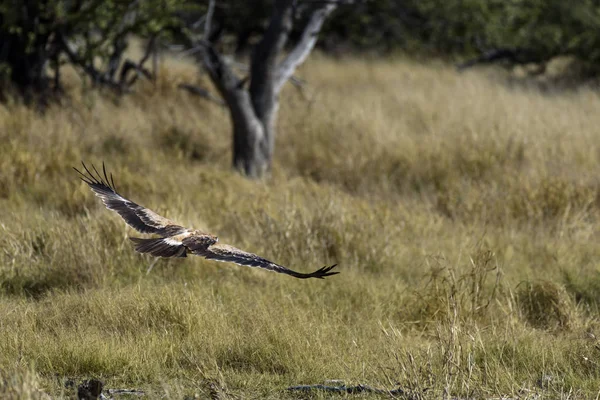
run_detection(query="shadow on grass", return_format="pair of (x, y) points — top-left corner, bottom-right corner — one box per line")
(216, 346), (290, 375)
(563, 270), (600, 311)
(0, 271), (84, 299)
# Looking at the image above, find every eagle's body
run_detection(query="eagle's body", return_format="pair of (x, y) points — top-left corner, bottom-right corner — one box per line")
(75, 163), (338, 279)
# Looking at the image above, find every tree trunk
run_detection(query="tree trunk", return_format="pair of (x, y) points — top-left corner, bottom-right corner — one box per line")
(231, 113), (272, 178)
(0, 2), (53, 102)
(225, 88), (277, 178)
(197, 0), (338, 178)
(0, 31), (51, 102)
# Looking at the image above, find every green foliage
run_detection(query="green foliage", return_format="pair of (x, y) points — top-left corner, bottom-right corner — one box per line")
(324, 0), (600, 73)
(0, 0), (190, 96)
(7, 0), (600, 98)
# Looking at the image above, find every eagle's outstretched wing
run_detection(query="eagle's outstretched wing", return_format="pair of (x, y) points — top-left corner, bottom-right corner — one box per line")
(186, 241), (339, 279)
(76, 162), (340, 280)
(74, 162), (184, 236)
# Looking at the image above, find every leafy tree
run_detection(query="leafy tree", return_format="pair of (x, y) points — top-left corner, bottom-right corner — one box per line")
(0, 0), (185, 102)
(380, 0), (600, 72)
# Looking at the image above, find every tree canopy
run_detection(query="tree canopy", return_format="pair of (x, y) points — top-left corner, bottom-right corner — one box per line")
(3, 0), (600, 101)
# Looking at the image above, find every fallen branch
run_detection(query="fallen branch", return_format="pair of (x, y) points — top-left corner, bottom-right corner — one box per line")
(106, 388), (145, 396)
(287, 383), (406, 396)
(457, 47), (545, 71)
(75, 378), (145, 399)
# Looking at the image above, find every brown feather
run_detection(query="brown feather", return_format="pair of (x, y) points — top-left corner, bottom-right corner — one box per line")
(191, 243), (339, 279)
(74, 162), (184, 236)
(130, 237), (187, 258)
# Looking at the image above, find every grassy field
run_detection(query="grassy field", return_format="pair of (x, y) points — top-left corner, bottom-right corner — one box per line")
(1, 53), (600, 399)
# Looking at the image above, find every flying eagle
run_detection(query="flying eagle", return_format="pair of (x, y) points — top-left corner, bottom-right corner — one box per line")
(74, 163), (338, 279)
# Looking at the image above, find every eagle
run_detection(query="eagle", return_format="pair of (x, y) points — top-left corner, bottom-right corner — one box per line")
(74, 163), (339, 280)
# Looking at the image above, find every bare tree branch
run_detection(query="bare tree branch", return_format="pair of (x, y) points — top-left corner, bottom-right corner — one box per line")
(119, 60), (152, 87)
(169, 3), (241, 104)
(204, 0), (216, 41)
(119, 35), (158, 87)
(288, 75), (309, 99)
(106, 37), (127, 80)
(57, 33), (124, 92)
(104, 0), (141, 81)
(60, 31), (158, 93)
(200, 41), (243, 98)
(274, 2), (337, 93)
(225, 60), (308, 93)
(177, 44), (205, 58)
(164, 27), (241, 113)
(178, 83), (225, 106)
(251, 0), (295, 74)
(139, 35), (157, 67)
(249, 0), (295, 117)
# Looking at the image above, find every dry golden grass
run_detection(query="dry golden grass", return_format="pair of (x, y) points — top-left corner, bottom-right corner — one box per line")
(1, 52), (600, 398)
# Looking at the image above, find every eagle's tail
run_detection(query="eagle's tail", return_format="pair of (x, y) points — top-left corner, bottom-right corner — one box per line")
(129, 237), (187, 258)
